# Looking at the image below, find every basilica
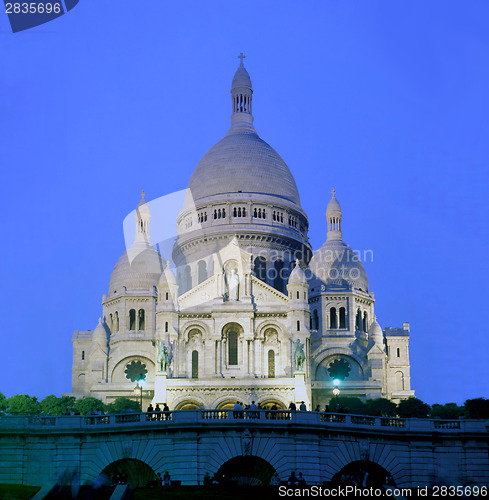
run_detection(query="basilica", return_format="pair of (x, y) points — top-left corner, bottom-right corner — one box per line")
(71, 57), (414, 410)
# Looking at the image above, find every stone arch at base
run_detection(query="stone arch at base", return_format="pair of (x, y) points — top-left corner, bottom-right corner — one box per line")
(216, 455), (276, 486)
(331, 460), (394, 488)
(257, 397), (286, 409)
(102, 458), (156, 488)
(173, 397), (205, 410)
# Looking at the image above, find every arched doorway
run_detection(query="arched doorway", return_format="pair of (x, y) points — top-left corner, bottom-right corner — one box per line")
(331, 460), (394, 488)
(102, 458), (156, 488)
(216, 455), (276, 486)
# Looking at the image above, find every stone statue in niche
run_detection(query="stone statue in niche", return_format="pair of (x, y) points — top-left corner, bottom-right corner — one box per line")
(227, 268), (239, 301)
(157, 342), (170, 373)
(293, 339), (305, 372)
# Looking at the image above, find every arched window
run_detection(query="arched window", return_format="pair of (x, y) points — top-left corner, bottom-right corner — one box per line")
(184, 265), (192, 293)
(396, 347), (400, 358)
(330, 307), (338, 329)
(81, 350), (85, 360)
(228, 331), (238, 366)
(254, 208), (257, 218)
(297, 320), (300, 331)
(254, 257), (267, 282)
(313, 309), (319, 330)
(198, 260), (208, 284)
(109, 313), (113, 331)
(296, 291), (300, 299)
(339, 307), (346, 329)
(274, 260), (285, 292)
(356, 309), (362, 331)
(114, 311), (119, 332)
(192, 350), (199, 379)
(234, 207), (237, 217)
(363, 312), (368, 333)
(395, 371), (404, 390)
(268, 350), (275, 378)
(129, 309), (136, 330)
(165, 292), (169, 300)
(138, 309), (145, 330)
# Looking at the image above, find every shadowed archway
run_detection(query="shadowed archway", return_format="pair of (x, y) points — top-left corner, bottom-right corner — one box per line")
(102, 458), (156, 488)
(332, 460), (394, 488)
(216, 455), (276, 486)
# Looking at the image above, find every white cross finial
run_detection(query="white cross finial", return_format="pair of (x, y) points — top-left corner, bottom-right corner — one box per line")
(238, 52), (246, 66)
(331, 187), (336, 196)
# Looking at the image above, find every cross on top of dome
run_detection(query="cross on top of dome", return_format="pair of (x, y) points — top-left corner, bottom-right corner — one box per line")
(238, 52), (246, 66)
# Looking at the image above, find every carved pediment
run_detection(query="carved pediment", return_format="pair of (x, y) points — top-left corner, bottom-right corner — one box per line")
(251, 276), (288, 306)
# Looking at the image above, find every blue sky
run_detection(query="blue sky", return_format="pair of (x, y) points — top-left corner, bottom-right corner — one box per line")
(1, 1), (488, 404)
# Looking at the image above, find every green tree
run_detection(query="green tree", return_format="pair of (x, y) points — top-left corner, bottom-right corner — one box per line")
(106, 397), (140, 414)
(329, 396), (365, 414)
(0, 392), (8, 415)
(6, 394), (41, 415)
(397, 397), (430, 418)
(40, 395), (76, 416)
(73, 397), (106, 416)
(464, 398), (489, 419)
(363, 398), (397, 417)
(430, 403), (464, 420)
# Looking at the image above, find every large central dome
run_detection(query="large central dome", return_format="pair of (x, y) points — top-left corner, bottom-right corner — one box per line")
(187, 60), (301, 208)
(188, 125), (301, 206)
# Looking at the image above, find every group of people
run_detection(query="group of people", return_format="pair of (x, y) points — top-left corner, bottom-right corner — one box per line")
(288, 401), (308, 411)
(287, 472), (307, 487)
(146, 403), (171, 420)
(148, 471), (171, 487)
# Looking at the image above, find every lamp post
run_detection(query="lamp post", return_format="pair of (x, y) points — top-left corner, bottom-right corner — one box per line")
(134, 377), (144, 411)
(332, 378), (341, 412)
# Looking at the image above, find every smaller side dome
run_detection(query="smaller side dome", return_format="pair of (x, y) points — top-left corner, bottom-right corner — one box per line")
(369, 316), (383, 343)
(308, 240), (369, 292)
(288, 259), (306, 285)
(309, 190), (368, 292)
(93, 318), (109, 344)
(109, 193), (163, 294)
(159, 260), (177, 287)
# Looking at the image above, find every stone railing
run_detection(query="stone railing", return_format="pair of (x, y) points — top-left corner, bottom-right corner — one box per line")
(0, 411), (486, 434)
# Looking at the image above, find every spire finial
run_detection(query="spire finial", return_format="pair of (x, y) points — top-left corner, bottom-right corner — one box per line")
(141, 189), (145, 201)
(331, 187), (336, 196)
(238, 52), (246, 66)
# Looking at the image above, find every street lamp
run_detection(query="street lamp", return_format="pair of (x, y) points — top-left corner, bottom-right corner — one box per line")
(332, 379), (341, 412)
(134, 377), (144, 411)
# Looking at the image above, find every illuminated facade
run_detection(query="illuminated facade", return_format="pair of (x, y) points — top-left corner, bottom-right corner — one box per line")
(71, 58), (413, 409)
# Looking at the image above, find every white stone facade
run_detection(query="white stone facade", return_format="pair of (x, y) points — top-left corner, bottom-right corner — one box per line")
(71, 59), (414, 410)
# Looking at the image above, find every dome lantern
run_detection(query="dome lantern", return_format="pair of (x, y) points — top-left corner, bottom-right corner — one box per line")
(135, 189), (151, 244)
(326, 188), (343, 242)
(231, 53), (253, 125)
